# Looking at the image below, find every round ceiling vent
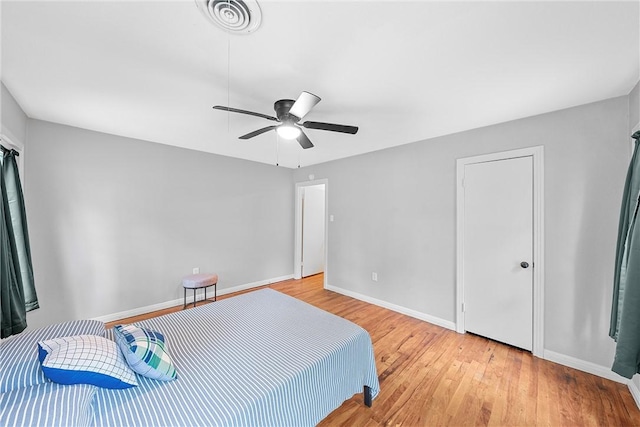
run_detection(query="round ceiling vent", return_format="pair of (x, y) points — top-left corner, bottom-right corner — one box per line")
(195, 0), (262, 35)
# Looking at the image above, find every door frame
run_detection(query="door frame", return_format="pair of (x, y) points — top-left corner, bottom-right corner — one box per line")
(456, 146), (544, 357)
(294, 179), (328, 286)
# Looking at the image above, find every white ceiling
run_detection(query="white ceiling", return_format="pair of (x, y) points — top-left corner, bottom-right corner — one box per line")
(2, 1), (639, 168)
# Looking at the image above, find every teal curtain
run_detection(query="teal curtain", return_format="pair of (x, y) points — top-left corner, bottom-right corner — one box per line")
(610, 131), (640, 378)
(1, 148), (38, 339)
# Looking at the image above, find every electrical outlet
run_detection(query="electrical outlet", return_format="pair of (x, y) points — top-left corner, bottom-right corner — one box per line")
(372, 272), (378, 282)
(193, 267), (199, 274)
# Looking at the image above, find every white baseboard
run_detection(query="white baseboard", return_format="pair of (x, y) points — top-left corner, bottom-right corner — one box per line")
(543, 349), (629, 385)
(325, 283), (456, 331)
(91, 274), (294, 323)
(324, 284), (640, 410)
(629, 377), (640, 409)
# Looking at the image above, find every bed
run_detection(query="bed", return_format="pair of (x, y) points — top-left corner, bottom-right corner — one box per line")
(1, 288), (380, 426)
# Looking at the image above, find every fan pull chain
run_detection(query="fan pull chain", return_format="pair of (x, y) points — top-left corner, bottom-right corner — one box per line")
(226, 0), (231, 131)
(297, 149), (301, 168)
(276, 134), (280, 167)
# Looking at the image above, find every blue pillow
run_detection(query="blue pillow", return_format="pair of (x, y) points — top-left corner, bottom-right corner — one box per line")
(113, 324), (177, 381)
(0, 320), (105, 393)
(37, 335), (138, 389)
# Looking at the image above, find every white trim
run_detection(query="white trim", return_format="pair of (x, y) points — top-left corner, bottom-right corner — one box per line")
(543, 349), (628, 385)
(91, 274), (294, 323)
(628, 377), (640, 410)
(293, 179), (329, 288)
(456, 146), (545, 357)
(326, 283), (456, 331)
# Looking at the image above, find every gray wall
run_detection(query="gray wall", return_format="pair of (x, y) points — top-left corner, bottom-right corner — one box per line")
(293, 96), (629, 368)
(25, 119), (294, 329)
(10, 78), (637, 371)
(1, 82), (27, 145)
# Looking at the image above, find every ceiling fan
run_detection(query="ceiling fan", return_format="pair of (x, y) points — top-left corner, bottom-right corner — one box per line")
(213, 92), (358, 149)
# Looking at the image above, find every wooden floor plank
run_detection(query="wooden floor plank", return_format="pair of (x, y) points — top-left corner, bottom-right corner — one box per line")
(108, 273), (640, 426)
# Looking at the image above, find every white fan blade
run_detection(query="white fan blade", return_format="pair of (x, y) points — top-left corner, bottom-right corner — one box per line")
(289, 91), (321, 120)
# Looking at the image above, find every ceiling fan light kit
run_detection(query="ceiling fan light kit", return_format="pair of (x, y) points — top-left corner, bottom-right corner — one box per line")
(276, 125), (301, 140)
(195, 0), (262, 34)
(213, 91), (359, 150)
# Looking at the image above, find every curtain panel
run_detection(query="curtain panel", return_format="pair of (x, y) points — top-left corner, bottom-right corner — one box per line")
(610, 131), (640, 378)
(1, 149), (38, 338)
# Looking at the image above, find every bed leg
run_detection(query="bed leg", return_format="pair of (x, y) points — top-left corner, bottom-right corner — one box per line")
(364, 386), (372, 407)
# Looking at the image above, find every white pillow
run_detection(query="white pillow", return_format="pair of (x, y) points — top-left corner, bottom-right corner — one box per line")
(38, 335), (138, 389)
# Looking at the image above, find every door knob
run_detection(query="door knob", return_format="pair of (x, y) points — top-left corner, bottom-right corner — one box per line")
(520, 261), (529, 269)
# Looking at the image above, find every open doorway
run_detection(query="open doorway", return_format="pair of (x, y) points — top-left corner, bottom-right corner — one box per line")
(294, 180), (328, 282)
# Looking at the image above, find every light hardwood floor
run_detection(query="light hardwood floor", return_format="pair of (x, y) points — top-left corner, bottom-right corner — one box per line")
(107, 274), (640, 426)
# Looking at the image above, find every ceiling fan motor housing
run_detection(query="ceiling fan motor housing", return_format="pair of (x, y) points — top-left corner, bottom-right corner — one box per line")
(274, 99), (298, 122)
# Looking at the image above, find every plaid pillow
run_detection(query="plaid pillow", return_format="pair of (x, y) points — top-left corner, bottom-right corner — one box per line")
(114, 325), (177, 381)
(37, 335), (138, 389)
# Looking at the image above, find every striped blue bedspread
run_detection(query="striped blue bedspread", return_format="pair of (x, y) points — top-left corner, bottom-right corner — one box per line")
(94, 288), (380, 426)
(1, 320), (106, 427)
